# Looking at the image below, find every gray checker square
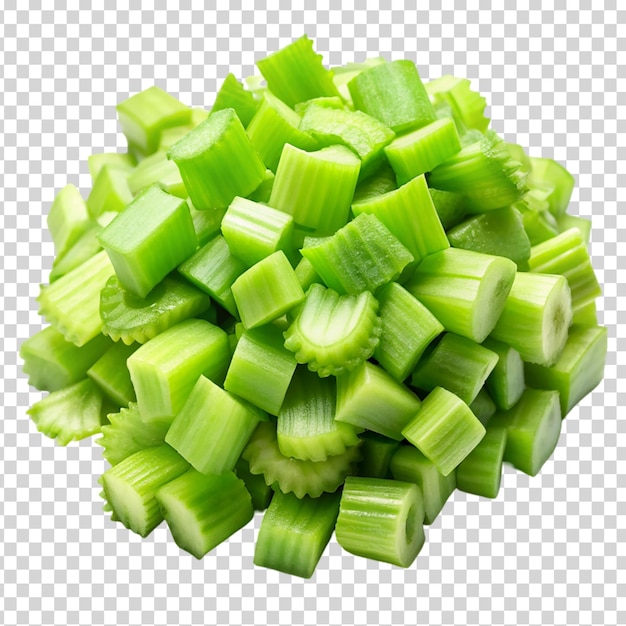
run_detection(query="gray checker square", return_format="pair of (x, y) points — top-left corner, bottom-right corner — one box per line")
(0, 2), (624, 625)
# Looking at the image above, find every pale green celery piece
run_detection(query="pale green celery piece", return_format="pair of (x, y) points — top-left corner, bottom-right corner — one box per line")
(165, 375), (263, 475)
(20, 325), (111, 392)
(428, 187), (467, 230)
(527, 157), (575, 216)
(167, 108), (266, 210)
(211, 73), (259, 127)
(47, 184), (90, 259)
(87, 341), (138, 407)
(127, 150), (187, 198)
(98, 184), (197, 299)
(127, 318), (231, 422)
(332, 57), (387, 106)
(524, 324), (607, 417)
(49, 222), (103, 282)
(38, 250), (114, 347)
(231, 251), (304, 329)
(235, 457), (273, 511)
(482, 337), (525, 411)
(505, 143), (532, 174)
(269, 143), (361, 234)
(187, 200), (226, 246)
(246, 169), (275, 204)
(356, 432), (401, 479)
(556, 213), (592, 245)
(469, 388), (497, 426)
(572, 300), (598, 326)
(88, 152), (136, 181)
(352, 162), (397, 204)
(335, 361), (421, 440)
(116, 85), (192, 156)
(27, 378), (106, 446)
(156, 469), (253, 559)
(294, 96), (346, 115)
(256, 35), (340, 108)
(294, 256), (322, 291)
(86, 165), (134, 219)
(516, 201), (561, 246)
(158, 125), (195, 151)
(335, 476), (426, 568)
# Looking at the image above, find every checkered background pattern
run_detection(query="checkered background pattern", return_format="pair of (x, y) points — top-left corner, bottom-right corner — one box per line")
(1, 1), (623, 625)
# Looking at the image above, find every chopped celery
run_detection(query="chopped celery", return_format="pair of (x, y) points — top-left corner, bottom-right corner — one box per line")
(87, 341), (138, 407)
(235, 457), (273, 511)
(212, 73), (258, 127)
(357, 431), (401, 479)
(86, 165), (133, 220)
(49, 222), (103, 282)
(428, 187), (467, 230)
(527, 157), (575, 217)
(482, 337), (525, 410)
(88, 152), (136, 181)
(127, 150), (187, 199)
(469, 388), (497, 426)
(47, 184), (90, 259)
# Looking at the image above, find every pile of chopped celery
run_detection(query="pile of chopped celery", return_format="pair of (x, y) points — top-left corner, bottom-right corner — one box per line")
(22, 36), (606, 577)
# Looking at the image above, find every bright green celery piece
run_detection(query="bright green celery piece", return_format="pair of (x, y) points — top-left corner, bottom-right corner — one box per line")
(47, 184), (90, 259)
(294, 96), (346, 115)
(100, 444), (190, 537)
(127, 319), (230, 422)
(167, 108), (266, 210)
(335, 476), (426, 568)
(98, 184), (197, 299)
(556, 213), (592, 244)
(187, 201), (226, 246)
(447, 207), (531, 267)
(351, 174), (449, 267)
(242, 421), (361, 499)
(527, 228), (602, 316)
(490, 388), (562, 476)
(427, 130), (527, 212)
(20, 325), (111, 392)
(100, 273), (211, 345)
(406, 247), (516, 343)
(301, 213), (414, 295)
(357, 431), (401, 479)
(86, 165), (134, 220)
(27, 378), (107, 446)
(490, 272), (573, 366)
(221, 196), (295, 267)
(254, 490), (340, 578)
(411, 333), (499, 406)
(88, 152), (136, 181)
(283, 283), (382, 378)
(389, 445), (457, 524)
(49, 222), (103, 282)
(294, 256), (322, 291)
(269, 143), (361, 234)
(97, 402), (170, 466)
(527, 157), (575, 217)
(385, 118), (461, 184)
(87, 341), (138, 407)
(517, 200), (561, 246)
(158, 124), (194, 152)
(246, 91), (319, 172)
(352, 162), (397, 204)
(402, 386), (486, 477)
(335, 361), (421, 440)
(116, 85), (191, 156)
(331, 57), (387, 106)
(469, 388), (497, 426)
(277, 368), (360, 462)
(524, 324), (607, 417)
(38, 249), (114, 346)
(374, 281), (444, 382)
(348, 60), (436, 134)
(246, 168), (275, 204)
(456, 426), (507, 499)
(224, 323), (297, 415)
(256, 35), (340, 108)
(572, 300), (598, 326)
(212, 73), (258, 127)
(178, 234), (245, 317)
(127, 151), (187, 199)
(298, 103), (396, 180)
(428, 188), (467, 230)
(235, 457), (273, 511)
(231, 251), (304, 329)
(482, 337), (525, 410)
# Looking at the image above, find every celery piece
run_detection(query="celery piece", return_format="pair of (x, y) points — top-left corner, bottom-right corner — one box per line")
(482, 337), (525, 410)
(331, 57), (387, 106)
(127, 319), (230, 421)
(127, 150), (187, 199)
(389, 445), (457, 524)
(374, 281), (444, 382)
(456, 426), (507, 499)
(556, 213), (592, 245)
(335, 361), (421, 440)
(246, 169), (275, 204)
(490, 388), (562, 476)
(352, 174), (449, 266)
(38, 250), (114, 346)
(212, 73), (258, 127)
(49, 222), (103, 282)
(428, 187), (467, 230)
(447, 207), (531, 267)
(269, 143), (361, 234)
(87, 341), (138, 407)
(524, 324), (607, 417)
(246, 91), (318, 172)
(221, 196), (295, 267)
(158, 124), (194, 152)
(294, 96), (346, 115)
(235, 457), (273, 511)
(406, 248), (516, 343)
(224, 324), (297, 415)
(490, 272), (573, 366)
(20, 325), (111, 392)
(254, 490), (340, 578)
(100, 274), (211, 345)
(165, 376), (263, 475)
(348, 60), (436, 134)
(47, 184), (90, 259)
(98, 185), (197, 299)
(256, 35), (340, 108)
(527, 157), (575, 217)
(469, 388), (497, 426)
(178, 234), (245, 318)
(242, 421), (360, 499)
(294, 256), (322, 291)
(283, 284), (382, 378)
(301, 213), (414, 296)
(188, 201), (226, 247)
(572, 300), (598, 326)
(335, 476), (426, 567)
(411, 333), (499, 406)
(385, 118), (461, 184)
(402, 387), (486, 477)
(100, 444), (190, 537)
(277, 368), (360, 462)
(517, 201), (561, 246)
(167, 108), (266, 210)
(88, 152), (136, 181)
(352, 162), (397, 204)
(357, 432), (401, 479)
(116, 86), (191, 156)
(86, 165), (133, 220)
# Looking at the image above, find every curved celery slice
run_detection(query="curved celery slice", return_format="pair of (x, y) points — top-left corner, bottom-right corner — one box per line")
(212, 73), (258, 127)
(47, 184), (90, 259)
(331, 57), (387, 106)
(283, 284), (382, 378)
(87, 341), (138, 407)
